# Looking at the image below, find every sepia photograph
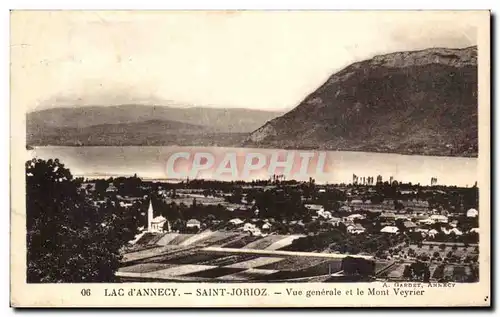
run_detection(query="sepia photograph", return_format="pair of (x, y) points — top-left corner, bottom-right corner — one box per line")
(10, 10), (490, 307)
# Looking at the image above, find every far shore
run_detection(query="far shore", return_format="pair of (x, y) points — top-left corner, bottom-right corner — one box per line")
(26, 144), (478, 159)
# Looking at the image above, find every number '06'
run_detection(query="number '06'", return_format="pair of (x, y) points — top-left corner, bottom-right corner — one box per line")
(81, 289), (91, 296)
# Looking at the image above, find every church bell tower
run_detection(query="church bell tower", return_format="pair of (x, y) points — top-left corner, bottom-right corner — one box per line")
(147, 199), (153, 232)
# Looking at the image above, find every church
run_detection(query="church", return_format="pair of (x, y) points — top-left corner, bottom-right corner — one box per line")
(147, 199), (169, 233)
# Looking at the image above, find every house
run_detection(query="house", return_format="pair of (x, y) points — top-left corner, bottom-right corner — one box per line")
(418, 218), (435, 225)
(243, 223), (257, 232)
(249, 227), (264, 237)
(346, 214), (365, 221)
(380, 226), (399, 234)
(395, 215), (411, 221)
(339, 205), (351, 213)
(328, 217), (342, 226)
(305, 204), (323, 211)
(106, 183), (118, 192)
(430, 215), (448, 224)
(428, 229), (439, 238)
(467, 208), (479, 218)
(150, 216), (168, 232)
(399, 190), (416, 195)
(290, 220), (306, 230)
(443, 227), (463, 236)
(229, 218), (244, 226)
(412, 214), (429, 221)
(403, 221), (417, 231)
(81, 182), (96, 192)
(119, 201), (133, 208)
(317, 209), (332, 219)
(262, 223), (271, 231)
(451, 228), (463, 236)
(186, 219), (201, 229)
(93, 200), (107, 207)
(380, 212), (396, 220)
(347, 224), (366, 234)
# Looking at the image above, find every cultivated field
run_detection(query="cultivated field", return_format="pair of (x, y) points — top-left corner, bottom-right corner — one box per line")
(119, 230), (478, 283)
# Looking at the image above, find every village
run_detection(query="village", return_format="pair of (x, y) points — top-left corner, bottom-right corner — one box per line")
(80, 175), (480, 283)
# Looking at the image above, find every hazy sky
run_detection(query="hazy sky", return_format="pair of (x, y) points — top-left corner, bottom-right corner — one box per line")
(11, 11), (479, 112)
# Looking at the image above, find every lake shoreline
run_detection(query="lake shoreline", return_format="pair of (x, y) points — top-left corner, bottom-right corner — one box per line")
(26, 144), (478, 159)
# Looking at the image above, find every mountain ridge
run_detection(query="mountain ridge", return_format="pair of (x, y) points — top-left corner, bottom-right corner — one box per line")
(26, 104), (282, 147)
(244, 46), (478, 157)
(27, 104), (284, 133)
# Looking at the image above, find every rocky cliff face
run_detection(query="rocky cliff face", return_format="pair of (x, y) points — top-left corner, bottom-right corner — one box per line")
(244, 46), (478, 157)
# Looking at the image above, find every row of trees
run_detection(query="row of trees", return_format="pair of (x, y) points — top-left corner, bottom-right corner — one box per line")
(403, 263), (479, 283)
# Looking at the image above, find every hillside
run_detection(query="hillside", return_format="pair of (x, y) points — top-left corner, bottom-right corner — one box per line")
(28, 105), (283, 133)
(27, 120), (250, 147)
(27, 105), (281, 147)
(244, 46), (478, 157)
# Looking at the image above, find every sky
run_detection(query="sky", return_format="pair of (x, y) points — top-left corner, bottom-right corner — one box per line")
(11, 11), (479, 113)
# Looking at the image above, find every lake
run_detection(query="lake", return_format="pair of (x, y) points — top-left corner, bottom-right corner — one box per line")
(28, 146), (477, 187)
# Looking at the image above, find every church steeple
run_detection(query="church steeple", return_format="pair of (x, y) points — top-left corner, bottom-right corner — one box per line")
(147, 199), (154, 232)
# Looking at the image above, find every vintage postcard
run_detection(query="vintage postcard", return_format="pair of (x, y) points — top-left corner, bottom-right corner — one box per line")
(10, 10), (491, 307)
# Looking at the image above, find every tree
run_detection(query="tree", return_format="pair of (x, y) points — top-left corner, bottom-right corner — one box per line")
(306, 220), (321, 234)
(171, 219), (186, 232)
(393, 200), (404, 211)
(403, 265), (412, 278)
(409, 261), (429, 281)
(26, 158), (134, 283)
(418, 253), (430, 262)
(432, 264), (445, 280)
(94, 179), (109, 194)
(341, 257), (376, 277)
(423, 267), (431, 282)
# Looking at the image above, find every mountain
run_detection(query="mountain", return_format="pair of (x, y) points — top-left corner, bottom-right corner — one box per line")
(27, 105), (282, 146)
(28, 105), (283, 133)
(245, 46), (478, 157)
